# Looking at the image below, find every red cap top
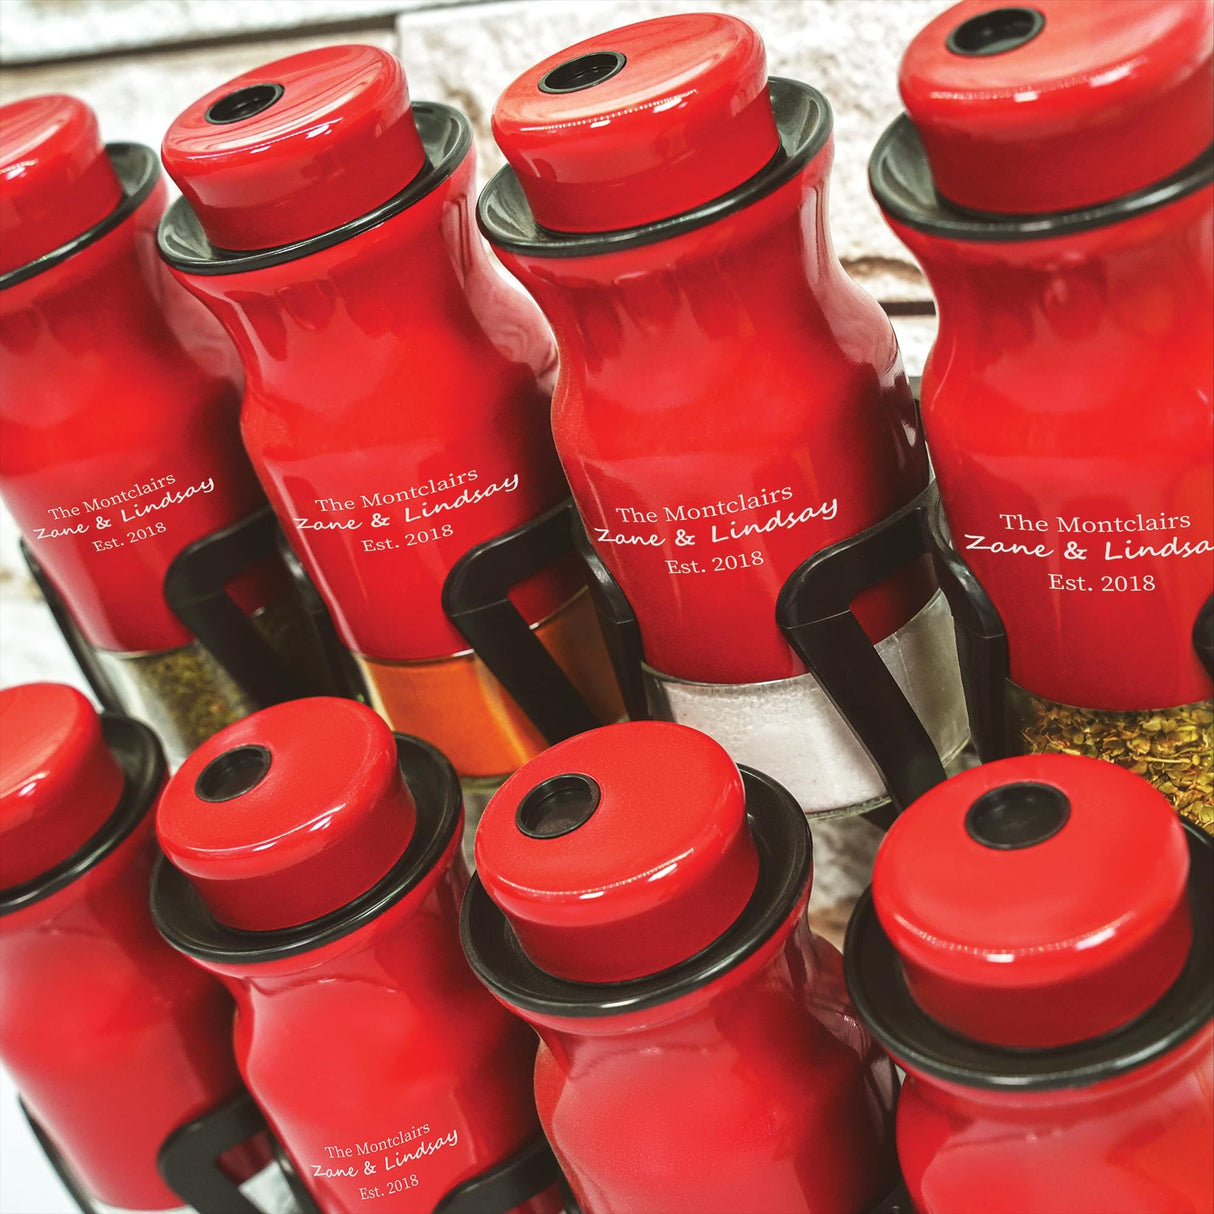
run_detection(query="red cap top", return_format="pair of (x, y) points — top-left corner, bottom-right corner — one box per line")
(0, 94), (124, 276)
(0, 683), (125, 887)
(492, 13), (780, 233)
(898, 1), (1214, 215)
(161, 44), (427, 252)
(873, 755), (1193, 1050)
(157, 698), (416, 931)
(474, 722), (760, 983)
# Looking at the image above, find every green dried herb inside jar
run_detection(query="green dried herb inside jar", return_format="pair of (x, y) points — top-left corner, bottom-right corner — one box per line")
(1011, 685), (1213, 834)
(93, 594), (325, 767)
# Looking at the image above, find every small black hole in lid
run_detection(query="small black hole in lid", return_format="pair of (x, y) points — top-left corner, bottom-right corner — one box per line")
(195, 745), (272, 803)
(516, 773), (601, 839)
(205, 83), (285, 125)
(539, 51), (627, 95)
(946, 7), (1045, 56)
(966, 782), (1071, 850)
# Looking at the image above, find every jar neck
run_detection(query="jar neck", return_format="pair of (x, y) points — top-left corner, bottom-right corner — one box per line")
(0, 181), (229, 402)
(904, 1018), (1213, 1121)
(0, 815), (160, 961)
(496, 156), (858, 390)
(170, 156), (536, 399)
(520, 900), (822, 1057)
(896, 188), (1213, 374)
(195, 838), (467, 1000)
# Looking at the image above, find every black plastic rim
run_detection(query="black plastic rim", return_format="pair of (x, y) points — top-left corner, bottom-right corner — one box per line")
(205, 82), (284, 125)
(965, 781), (1071, 850)
(460, 766), (811, 1018)
(844, 825), (1213, 1091)
(946, 7), (1045, 57)
(515, 773), (601, 839)
(0, 715), (165, 915)
(195, 744), (272, 803)
(150, 734), (461, 963)
(478, 77), (831, 259)
(870, 113), (1214, 241)
(0, 143), (159, 292)
(538, 51), (627, 94)
(157, 101), (470, 273)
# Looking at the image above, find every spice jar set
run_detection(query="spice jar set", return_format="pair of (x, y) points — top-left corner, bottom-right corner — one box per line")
(0, 2), (1210, 1213)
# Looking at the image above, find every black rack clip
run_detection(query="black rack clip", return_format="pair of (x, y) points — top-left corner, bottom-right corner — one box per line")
(441, 498), (611, 744)
(163, 507), (311, 709)
(568, 487), (1007, 815)
(158, 1090), (292, 1214)
(270, 1138), (324, 1214)
(433, 1134), (564, 1214)
(22, 1091), (295, 1214)
(20, 1101), (102, 1214)
(572, 520), (649, 723)
(776, 481), (1010, 822)
(273, 526), (369, 702)
(776, 483), (949, 819)
(924, 493), (1009, 763)
(869, 1180), (915, 1214)
(1194, 594), (1214, 679)
(23, 511), (338, 714)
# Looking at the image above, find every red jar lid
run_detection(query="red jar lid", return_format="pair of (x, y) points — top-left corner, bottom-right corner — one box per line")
(873, 754), (1193, 1049)
(0, 94), (124, 276)
(491, 13), (780, 234)
(161, 44), (427, 252)
(898, 0), (1214, 215)
(0, 683), (125, 887)
(157, 697), (416, 931)
(474, 721), (760, 983)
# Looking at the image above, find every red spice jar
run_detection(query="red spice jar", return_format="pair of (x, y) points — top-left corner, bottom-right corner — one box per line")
(462, 720), (899, 1213)
(151, 696), (562, 1214)
(847, 754), (1213, 1214)
(479, 14), (967, 822)
(157, 46), (620, 791)
(871, 0), (1214, 826)
(0, 683), (264, 1211)
(0, 95), (319, 766)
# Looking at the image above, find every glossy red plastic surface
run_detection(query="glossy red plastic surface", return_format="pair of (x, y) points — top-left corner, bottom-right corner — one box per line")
(158, 699), (556, 1214)
(0, 95), (123, 275)
(159, 699), (416, 932)
(477, 721), (758, 982)
(164, 56), (574, 668)
(890, 184), (1214, 709)
(490, 19), (930, 684)
(0, 129), (274, 653)
(874, 755), (1192, 1049)
(900, 1), (1214, 215)
(162, 46), (427, 252)
(0, 715), (249, 1211)
(896, 1022), (1214, 1214)
(0, 683), (123, 887)
(493, 14), (779, 233)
